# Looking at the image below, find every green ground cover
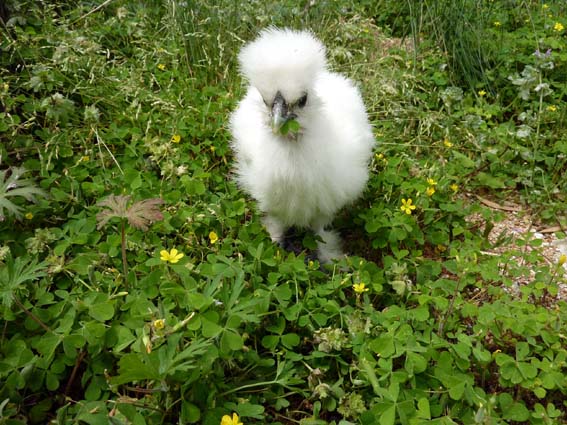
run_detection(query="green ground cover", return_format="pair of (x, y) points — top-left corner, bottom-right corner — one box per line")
(1, 1), (566, 423)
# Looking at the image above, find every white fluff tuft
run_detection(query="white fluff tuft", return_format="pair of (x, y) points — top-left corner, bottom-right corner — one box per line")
(238, 28), (326, 104)
(230, 28), (374, 263)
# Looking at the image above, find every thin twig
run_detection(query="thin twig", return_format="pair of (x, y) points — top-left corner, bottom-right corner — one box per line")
(120, 219), (129, 287)
(73, 0), (115, 24)
(438, 278), (462, 337)
(13, 296), (53, 333)
(95, 128), (124, 174)
(65, 349), (87, 397)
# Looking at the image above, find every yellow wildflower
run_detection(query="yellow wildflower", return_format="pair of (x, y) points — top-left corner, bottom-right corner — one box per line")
(427, 178), (437, 186)
(493, 21), (501, 27)
(542, 4), (549, 9)
(209, 231), (219, 244)
(210, 145), (216, 153)
(375, 153), (384, 160)
(553, 22), (564, 32)
(443, 138), (453, 148)
(157, 63), (166, 71)
(24, 212), (33, 220)
(400, 198), (416, 215)
(353, 282), (369, 294)
(81, 155), (90, 162)
(547, 105), (557, 112)
(221, 413), (243, 425)
(426, 186), (436, 197)
(559, 254), (567, 266)
(478, 90), (487, 97)
(153, 319), (165, 330)
(450, 184), (459, 193)
(171, 134), (181, 143)
(160, 248), (184, 264)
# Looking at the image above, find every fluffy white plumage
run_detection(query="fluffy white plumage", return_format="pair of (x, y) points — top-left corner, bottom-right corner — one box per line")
(230, 28), (374, 263)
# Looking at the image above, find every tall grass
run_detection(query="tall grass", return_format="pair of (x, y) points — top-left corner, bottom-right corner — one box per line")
(163, 0), (354, 85)
(165, 0), (244, 83)
(408, 0), (497, 89)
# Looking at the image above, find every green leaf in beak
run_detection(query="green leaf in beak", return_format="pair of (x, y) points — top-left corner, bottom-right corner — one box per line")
(279, 118), (301, 137)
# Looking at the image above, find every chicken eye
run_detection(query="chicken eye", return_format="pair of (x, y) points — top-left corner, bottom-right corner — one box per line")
(297, 93), (308, 108)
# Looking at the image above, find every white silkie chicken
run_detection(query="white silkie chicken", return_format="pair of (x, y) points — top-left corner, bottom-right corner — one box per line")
(230, 28), (374, 263)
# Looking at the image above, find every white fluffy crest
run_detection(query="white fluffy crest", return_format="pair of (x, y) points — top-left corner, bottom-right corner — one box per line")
(238, 28), (326, 102)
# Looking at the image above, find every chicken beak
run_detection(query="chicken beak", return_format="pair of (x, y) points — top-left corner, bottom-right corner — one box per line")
(271, 103), (285, 132)
(271, 92), (288, 133)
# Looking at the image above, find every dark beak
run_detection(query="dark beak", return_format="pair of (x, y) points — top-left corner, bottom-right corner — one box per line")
(271, 91), (295, 133)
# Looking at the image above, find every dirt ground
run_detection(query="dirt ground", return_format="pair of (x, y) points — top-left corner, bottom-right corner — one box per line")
(468, 194), (567, 300)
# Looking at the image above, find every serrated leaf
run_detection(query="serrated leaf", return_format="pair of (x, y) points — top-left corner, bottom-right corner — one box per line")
(0, 166), (48, 220)
(126, 198), (164, 230)
(96, 195), (163, 231)
(110, 353), (161, 385)
(0, 254), (47, 308)
(235, 402), (265, 418)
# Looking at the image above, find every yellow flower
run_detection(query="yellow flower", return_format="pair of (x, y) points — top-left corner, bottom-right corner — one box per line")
(443, 138), (453, 148)
(493, 21), (501, 27)
(426, 186), (436, 197)
(478, 90), (487, 97)
(547, 105), (557, 112)
(375, 153), (384, 160)
(353, 282), (369, 294)
(81, 155), (90, 162)
(209, 231), (219, 244)
(171, 134), (181, 143)
(220, 413), (243, 425)
(210, 145), (216, 153)
(450, 184), (459, 193)
(153, 319), (165, 330)
(160, 248), (184, 264)
(559, 254), (567, 266)
(553, 22), (564, 32)
(542, 4), (549, 9)
(24, 212), (33, 220)
(157, 63), (166, 71)
(426, 178), (437, 186)
(400, 198), (416, 215)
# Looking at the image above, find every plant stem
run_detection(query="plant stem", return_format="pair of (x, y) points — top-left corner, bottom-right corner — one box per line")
(121, 219), (128, 287)
(65, 349), (87, 396)
(13, 296), (53, 333)
(438, 278), (462, 337)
